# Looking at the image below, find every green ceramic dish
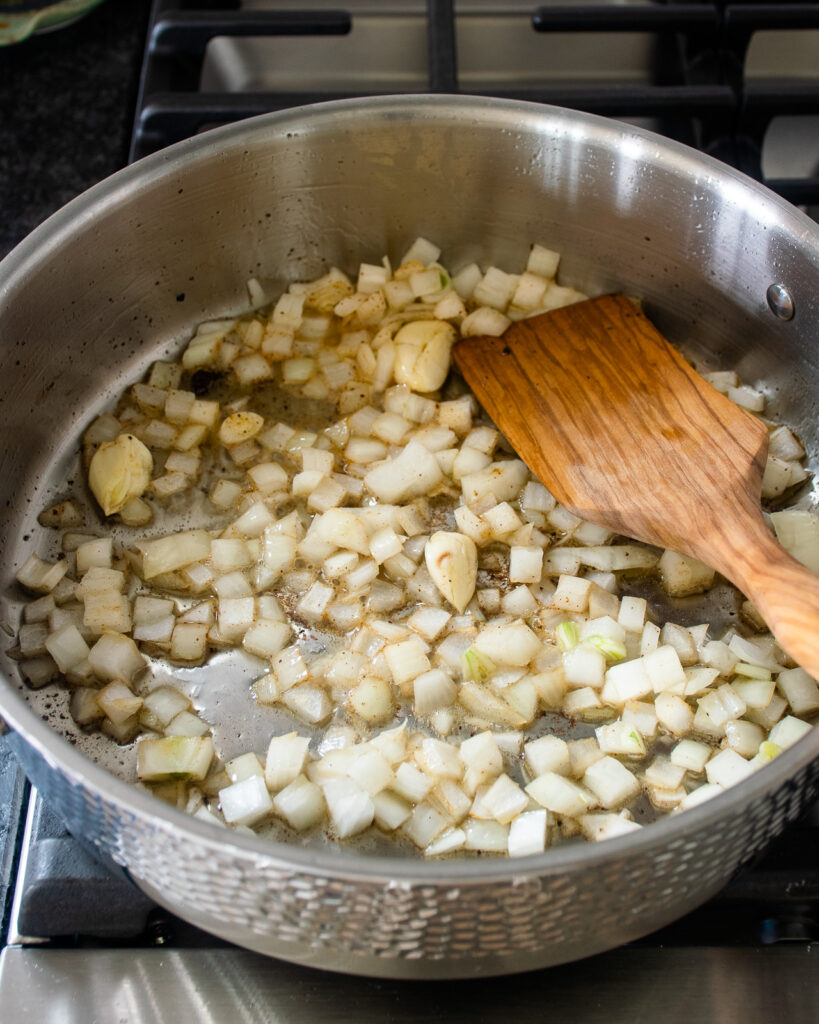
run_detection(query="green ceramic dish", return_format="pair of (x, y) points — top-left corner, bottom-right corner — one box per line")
(0, 0), (107, 45)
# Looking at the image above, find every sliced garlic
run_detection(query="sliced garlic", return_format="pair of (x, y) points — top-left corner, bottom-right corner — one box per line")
(219, 411), (264, 447)
(88, 434), (153, 517)
(393, 320), (456, 393)
(425, 531), (478, 613)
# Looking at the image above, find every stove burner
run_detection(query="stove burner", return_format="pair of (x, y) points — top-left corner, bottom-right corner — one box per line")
(130, 1), (819, 211)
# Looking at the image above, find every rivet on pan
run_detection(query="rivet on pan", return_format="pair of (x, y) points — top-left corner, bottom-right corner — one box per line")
(766, 283), (795, 321)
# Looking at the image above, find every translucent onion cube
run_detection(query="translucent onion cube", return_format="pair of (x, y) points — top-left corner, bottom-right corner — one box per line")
(265, 732), (310, 792)
(392, 762), (433, 803)
(587, 584), (620, 620)
(452, 445), (492, 482)
(473, 620), (540, 667)
(777, 667), (819, 715)
(83, 590), (132, 634)
(670, 739), (713, 773)
(349, 677), (394, 724)
(170, 621), (208, 662)
(595, 721), (646, 757)
(618, 595), (647, 633)
(677, 784), (723, 811)
(364, 441), (443, 504)
(526, 772), (597, 817)
(70, 687), (103, 725)
(660, 623), (698, 666)
(508, 810), (548, 857)
(141, 686), (190, 730)
(732, 678), (776, 710)
(482, 773), (529, 824)
(367, 723), (408, 767)
(384, 636), (430, 686)
(424, 827), (467, 857)
(640, 622), (661, 656)
(133, 596), (175, 644)
(272, 645), (309, 690)
(745, 694), (787, 731)
(88, 632), (146, 684)
(226, 752), (265, 784)
(643, 755), (686, 791)
(621, 699), (658, 738)
(463, 819), (510, 852)
(658, 550), (715, 597)
(461, 459), (527, 508)
(768, 715), (813, 750)
(601, 658), (652, 705)
(44, 624), (90, 673)
(704, 748), (754, 789)
(524, 735), (571, 779)
(97, 681), (143, 726)
(579, 813), (641, 842)
(296, 582), (334, 621)
(509, 545), (543, 584)
(211, 539), (253, 573)
(583, 757), (640, 808)
(137, 735), (214, 782)
(551, 575), (592, 613)
(347, 748), (395, 796)
(724, 719), (765, 758)
(501, 585), (538, 618)
(243, 619), (291, 659)
(416, 737), (463, 780)
(459, 731), (503, 784)
(413, 669), (457, 716)
(273, 775), (325, 830)
(322, 778), (375, 838)
(281, 685), (331, 725)
(562, 686), (602, 716)
(563, 644), (607, 689)
(140, 530), (211, 579)
(482, 501), (524, 538)
(683, 666), (720, 697)
(165, 710), (210, 738)
(643, 645), (686, 693)
(219, 774), (273, 827)
(403, 801), (449, 848)
(654, 692), (694, 736)
(406, 607), (451, 641)
(16, 553), (68, 594)
(76, 537), (113, 572)
(504, 677), (538, 724)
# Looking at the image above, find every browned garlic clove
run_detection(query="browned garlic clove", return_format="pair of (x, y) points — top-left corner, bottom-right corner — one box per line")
(88, 434), (153, 517)
(424, 530), (478, 613)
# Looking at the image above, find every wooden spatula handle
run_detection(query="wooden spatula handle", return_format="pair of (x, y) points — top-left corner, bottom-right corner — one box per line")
(707, 503), (819, 680)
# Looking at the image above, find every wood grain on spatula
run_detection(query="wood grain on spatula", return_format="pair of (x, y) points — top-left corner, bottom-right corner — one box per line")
(453, 293), (819, 678)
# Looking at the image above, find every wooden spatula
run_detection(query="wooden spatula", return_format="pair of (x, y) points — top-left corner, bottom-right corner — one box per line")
(453, 293), (819, 678)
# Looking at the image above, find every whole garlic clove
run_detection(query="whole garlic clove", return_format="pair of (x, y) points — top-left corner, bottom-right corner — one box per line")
(425, 530), (478, 613)
(393, 320), (456, 394)
(88, 434), (153, 517)
(219, 411), (265, 447)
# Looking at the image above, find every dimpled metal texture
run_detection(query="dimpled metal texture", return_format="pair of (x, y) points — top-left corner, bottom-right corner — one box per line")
(10, 730), (819, 977)
(2, 97), (819, 978)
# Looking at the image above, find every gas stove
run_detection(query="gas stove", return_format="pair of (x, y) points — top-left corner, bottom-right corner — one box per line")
(1, 1), (819, 1018)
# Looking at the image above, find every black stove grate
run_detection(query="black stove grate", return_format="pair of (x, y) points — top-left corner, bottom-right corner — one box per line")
(131, 0), (819, 209)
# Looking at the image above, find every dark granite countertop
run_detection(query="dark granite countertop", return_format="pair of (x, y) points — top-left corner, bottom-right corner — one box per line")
(0, 0), (152, 261)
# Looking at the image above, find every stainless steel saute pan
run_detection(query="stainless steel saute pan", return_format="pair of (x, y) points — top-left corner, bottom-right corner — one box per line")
(0, 96), (817, 979)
